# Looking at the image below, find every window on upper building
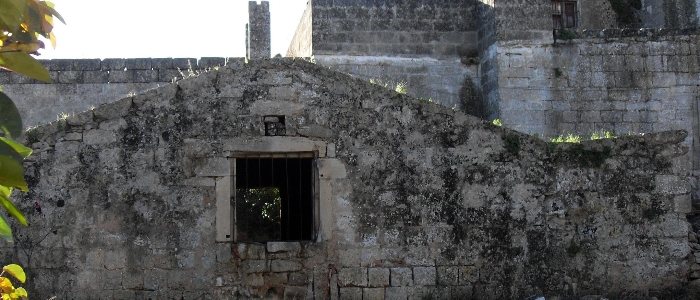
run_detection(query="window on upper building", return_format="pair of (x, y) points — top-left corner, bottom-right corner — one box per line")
(552, 0), (578, 28)
(233, 153), (316, 242)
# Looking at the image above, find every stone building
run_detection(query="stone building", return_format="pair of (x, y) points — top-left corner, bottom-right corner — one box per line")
(1, 0), (700, 298)
(2, 58), (694, 299)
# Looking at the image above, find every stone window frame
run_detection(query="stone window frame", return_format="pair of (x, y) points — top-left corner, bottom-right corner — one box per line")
(212, 136), (344, 244)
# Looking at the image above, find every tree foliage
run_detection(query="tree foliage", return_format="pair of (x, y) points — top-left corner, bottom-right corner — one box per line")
(0, 0), (64, 242)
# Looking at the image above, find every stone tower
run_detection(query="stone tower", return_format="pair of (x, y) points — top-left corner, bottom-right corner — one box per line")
(247, 1), (271, 59)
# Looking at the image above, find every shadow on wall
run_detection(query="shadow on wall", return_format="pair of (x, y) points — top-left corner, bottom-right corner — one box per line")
(460, 76), (487, 119)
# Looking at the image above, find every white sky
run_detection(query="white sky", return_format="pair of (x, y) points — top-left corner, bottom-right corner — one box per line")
(38, 0), (309, 59)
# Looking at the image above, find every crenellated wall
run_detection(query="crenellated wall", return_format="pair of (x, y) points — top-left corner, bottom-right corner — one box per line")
(1, 57), (232, 128)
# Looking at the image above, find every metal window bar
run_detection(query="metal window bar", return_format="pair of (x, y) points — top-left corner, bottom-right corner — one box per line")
(234, 152), (315, 242)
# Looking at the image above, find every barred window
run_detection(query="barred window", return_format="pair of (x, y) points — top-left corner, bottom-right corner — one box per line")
(233, 153), (316, 242)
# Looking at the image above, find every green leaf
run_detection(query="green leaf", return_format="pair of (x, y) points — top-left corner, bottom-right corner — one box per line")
(41, 1), (65, 24)
(2, 264), (26, 283)
(0, 214), (12, 243)
(0, 0), (27, 32)
(0, 52), (50, 82)
(0, 192), (26, 226)
(0, 92), (21, 139)
(0, 138), (31, 159)
(0, 156), (27, 191)
(0, 186), (11, 198)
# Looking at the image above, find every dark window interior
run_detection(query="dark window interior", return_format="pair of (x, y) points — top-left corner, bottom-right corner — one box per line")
(235, 155), (314, 242)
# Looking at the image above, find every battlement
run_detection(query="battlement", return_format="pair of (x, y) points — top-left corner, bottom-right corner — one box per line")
(0, 57), (235, 85)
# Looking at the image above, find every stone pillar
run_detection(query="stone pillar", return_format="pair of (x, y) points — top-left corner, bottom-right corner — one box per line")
(247, 1), (271, 59)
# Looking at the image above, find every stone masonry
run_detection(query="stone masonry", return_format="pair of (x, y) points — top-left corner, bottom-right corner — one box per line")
(2, 59), (693, 299)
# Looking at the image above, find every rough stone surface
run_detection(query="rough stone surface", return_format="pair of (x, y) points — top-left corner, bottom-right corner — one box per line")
(5, 59), (693, 299)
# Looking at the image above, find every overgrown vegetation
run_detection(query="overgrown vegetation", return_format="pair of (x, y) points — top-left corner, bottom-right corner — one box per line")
(0, 0), (64, 242)
(556, 28), (577, 40)
(551, 131), (615, 143)
(554, 67), (563, 78)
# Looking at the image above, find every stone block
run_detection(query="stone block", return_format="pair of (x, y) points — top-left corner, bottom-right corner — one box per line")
(235, 243), (266, 260)
(655, 175), (689, 195)
(367, 268), (391, 287)
(216, 243), (232, 263)
(195, 157), (231, 177)
(82, 70), (110, 83)
(284, 286), (311, 299)
(199, 57), (226, 68)
(241, 260), (268, 273)
(93, 97), (133, 120)
(83, 129), (117, 145)
(267, 241), (301, 254)
(340, 287), (363, 300)
(263, 272), (289, 286)
(73, 59), (101, 70)
(151, 58), (174, 69)
(99, 118), (128, 131)
(437, 266), (458, 285)
(104, 250), (126, 270)
(338, 267), (367, 287)
(384, 286), (410, 300)
(101, 58), (126, 70)
(58, 70), (83, 83)
(63, 132), (82, 141)
(122, 269), (144, 289)
(173, 58), (197, 69)
(298, 124), (333, 139)
(459, 266), (479, 284)
(318, 158), (347, 179)
(288, 272), (311, 285)
(270, 260), (303, 272)
(108, 70), (135, 83)
(135, 70), (159, 82)
(50, 59), (74, 70)
(413, 267), (436, 286)
(223, 137), (327, 157)
(66, 110), (93, 126)
(391, 268), (413, 287)
(125, 58), (152, 70)
(363, 288), (385, 300)
(250, 100), (305, 115)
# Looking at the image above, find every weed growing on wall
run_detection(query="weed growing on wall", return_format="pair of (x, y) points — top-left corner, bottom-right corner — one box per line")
(551, 131), (615, 143)
(492, 119), (502, 126)
(370, 78), (407, 94)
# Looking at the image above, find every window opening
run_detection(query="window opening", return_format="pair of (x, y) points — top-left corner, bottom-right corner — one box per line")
(234, 153), (315, 242)
(264, 115), (286, 136)
(552, 0), (577, 29)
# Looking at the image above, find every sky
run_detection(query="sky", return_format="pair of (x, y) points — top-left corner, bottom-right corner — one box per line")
(38, 0), (309, 59)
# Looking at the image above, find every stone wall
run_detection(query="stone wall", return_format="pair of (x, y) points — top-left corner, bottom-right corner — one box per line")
(497, 28), (700, 203)
(307, 0), (479, 110)
(578, 0), (618, 29)
(494, 0), (552, 43)
(640, 0), (699, 28)
(286, 0), (312, 57)
(1, 57), (229, 128)
(311, 0), (477, 57)
(2, 59), (693, 299)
